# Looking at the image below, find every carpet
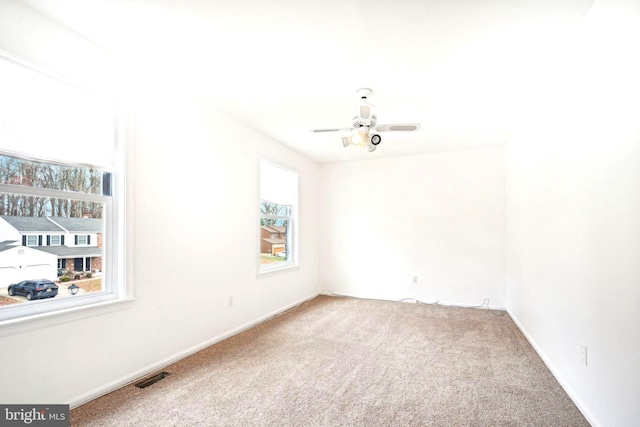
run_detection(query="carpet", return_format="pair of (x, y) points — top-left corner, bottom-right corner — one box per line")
(71, 295), (590, 426)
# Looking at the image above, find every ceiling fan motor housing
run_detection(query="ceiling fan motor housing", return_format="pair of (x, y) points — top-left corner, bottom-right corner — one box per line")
(353, 114), (376, 129)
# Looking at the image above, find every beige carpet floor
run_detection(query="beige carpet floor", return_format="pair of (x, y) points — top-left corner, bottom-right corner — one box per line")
(71, 295), (590, 426)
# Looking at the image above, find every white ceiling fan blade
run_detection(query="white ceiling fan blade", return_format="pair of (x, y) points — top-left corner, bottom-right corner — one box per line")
(374, 123), (421, 132)
(311, 127), (353, 133)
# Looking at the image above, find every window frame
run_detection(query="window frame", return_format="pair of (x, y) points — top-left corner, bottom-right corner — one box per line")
(258, 160), (299, 275)
(0, 51), (131, 333)
(26, 235), (38, 246)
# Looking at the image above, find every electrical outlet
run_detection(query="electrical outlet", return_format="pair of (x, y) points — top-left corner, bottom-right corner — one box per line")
(412, 276), (419, 284)
(580, 344), (587, 366)
(228, 296), (234, 308)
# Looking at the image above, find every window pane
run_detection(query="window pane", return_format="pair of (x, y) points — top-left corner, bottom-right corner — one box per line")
(0, 191), (104, 219)
(260, 200), (291, 220)
(260, 163), (297, 206)
(259, 161), (297, 272)
(260, 218), (289, 265)
(0, 53), (120, 325)
(0, 153), (106, 195)
(0, 55), (116, 168)
(0, 199), (104, 311)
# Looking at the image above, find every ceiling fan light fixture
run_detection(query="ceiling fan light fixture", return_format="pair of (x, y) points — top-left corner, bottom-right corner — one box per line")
(351, 132), (365, 147)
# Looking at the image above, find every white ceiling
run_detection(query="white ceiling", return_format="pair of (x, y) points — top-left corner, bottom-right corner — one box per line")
(21, 0), (595, 163)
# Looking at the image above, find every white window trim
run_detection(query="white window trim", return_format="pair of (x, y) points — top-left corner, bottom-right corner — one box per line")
(257, 160), (299, 276)
(0, 138), (133, 335)
(0, 52), (133, 333)
(50, 235), (61, 246)
(0, 298), (135, 338)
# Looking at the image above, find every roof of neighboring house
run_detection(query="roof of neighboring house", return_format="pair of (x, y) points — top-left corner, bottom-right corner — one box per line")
(0, 242), (60, 258)
(0, 240), (19, 253)
(262, 238), (286, 245)
(0, 216), (62, 232)
(33, 246), (102, 258)
(0, 215), (102, 233)
(260, 225), (287, 234)
(48, 217), (102, 232)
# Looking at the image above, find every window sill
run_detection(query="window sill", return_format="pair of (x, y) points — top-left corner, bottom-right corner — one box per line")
(0, 297), (135, 338)
(257, 262), (299, 278)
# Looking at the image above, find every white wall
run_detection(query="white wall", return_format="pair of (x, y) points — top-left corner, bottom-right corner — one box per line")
(0, 0), (117, 91)
(319, 146), (506, 307)
(506, 1), (640, 426)
(0, 0), (320, 406)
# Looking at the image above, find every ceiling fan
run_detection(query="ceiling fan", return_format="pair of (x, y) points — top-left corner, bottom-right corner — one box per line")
(311, 88), (420, 152)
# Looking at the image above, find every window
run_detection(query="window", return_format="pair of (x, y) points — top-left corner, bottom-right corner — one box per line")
(259, 160), (298, 273)
(0, 52), (126, 326)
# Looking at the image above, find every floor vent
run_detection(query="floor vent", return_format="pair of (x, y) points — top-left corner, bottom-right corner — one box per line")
(134, 372), (170, 389)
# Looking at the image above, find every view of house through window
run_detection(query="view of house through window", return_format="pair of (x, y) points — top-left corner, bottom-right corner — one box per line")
(260, 161), (298, 271)
(0, 52), (121, 324)
(260, 201), (291, 263)
(0, 154), (107, 309)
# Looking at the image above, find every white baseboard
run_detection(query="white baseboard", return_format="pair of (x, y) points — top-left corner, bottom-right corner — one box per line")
(68, 292), (319, 409)
(434, 299), (506, 311)
(507, 309), (601, 427)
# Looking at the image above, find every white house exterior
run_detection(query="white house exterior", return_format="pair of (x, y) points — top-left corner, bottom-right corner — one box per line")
(0, 216), (103, 277)
(0, 243), (57, 286)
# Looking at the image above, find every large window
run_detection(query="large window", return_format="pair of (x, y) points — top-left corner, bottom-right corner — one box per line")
(0, 52), (125, 325)
(259, 160), (298, 273)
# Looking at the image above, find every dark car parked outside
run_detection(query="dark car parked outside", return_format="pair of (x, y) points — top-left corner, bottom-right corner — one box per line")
(7, 279), (59, 301)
